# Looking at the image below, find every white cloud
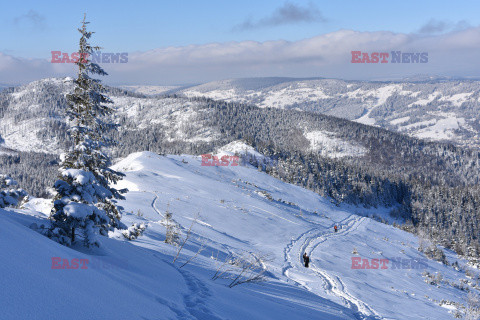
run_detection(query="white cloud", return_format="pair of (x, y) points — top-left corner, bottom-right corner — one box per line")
(2, 27), (480, 85)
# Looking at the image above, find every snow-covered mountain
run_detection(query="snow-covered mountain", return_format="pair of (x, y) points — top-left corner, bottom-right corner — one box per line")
(0, 78), (220, 154)
(0, 78), (74, 153)
(3, 77), (479, 157)
(6, 151), (475, 319)
(117, 85), (182, 96)
(179, 78), (480, 149)
(2, 77), (479, 154)
(0, 78), (387, 159)
(0, 83), (13, 92)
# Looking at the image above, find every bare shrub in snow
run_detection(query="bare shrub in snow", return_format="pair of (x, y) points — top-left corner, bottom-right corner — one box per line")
(179, 241), (206, 269)
(173, 214), (198, 263)
(212, 251), (269, 288)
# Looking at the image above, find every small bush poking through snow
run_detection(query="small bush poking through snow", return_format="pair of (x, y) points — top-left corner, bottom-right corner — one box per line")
(422, 244), (449, 265)
(417, 230), (449, 265)
(163, 207), (181, 246)
(122, 223), (146, 240)
(0, 174), (27, 208)
(422, 271), (444, 287)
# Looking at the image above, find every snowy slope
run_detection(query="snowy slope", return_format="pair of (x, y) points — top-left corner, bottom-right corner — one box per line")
(6, 151), (475, 319)
(215, 140), (267, 163)
(304, 131), (367, 158)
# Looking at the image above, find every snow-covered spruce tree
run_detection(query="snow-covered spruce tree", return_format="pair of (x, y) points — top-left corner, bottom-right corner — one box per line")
(164, 207), (180, 245)
(0, 174), (27, 208)
(49, 15), (126, 247)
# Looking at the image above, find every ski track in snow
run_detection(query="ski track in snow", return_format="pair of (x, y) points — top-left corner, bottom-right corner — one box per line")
(148, 191), (241, 259)
(283, 215), (382, 320)
(150, 192), (165, 218)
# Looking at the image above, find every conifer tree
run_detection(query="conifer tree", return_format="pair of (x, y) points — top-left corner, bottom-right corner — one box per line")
(49, 14), (127, 247)
(164, 206), (180, 245)
(0, 174), (27, 208)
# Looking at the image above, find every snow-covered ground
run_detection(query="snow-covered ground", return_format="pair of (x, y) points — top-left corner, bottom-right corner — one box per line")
(215, 140), (266, 161)
(304, 131), (367, 158)
(2, 151), (476, 319)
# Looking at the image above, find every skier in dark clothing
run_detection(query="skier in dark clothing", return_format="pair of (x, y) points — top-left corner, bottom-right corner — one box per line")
(303, 252), (310, 268)
(334, 225), (338, 232)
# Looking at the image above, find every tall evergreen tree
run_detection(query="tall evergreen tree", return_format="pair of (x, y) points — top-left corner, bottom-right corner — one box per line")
(49, 14), (126, 247)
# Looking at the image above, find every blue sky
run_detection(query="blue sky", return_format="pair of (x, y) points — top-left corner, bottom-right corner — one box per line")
(1, 1), (480, 84)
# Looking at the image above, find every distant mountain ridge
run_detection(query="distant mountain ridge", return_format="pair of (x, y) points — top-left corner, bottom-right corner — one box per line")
(0, 83), (16, 92)
(178, 77), (480, 149)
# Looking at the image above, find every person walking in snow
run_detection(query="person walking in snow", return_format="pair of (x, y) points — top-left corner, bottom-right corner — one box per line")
(334, 225), (338, 233)
(303, 252), (310, 268)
